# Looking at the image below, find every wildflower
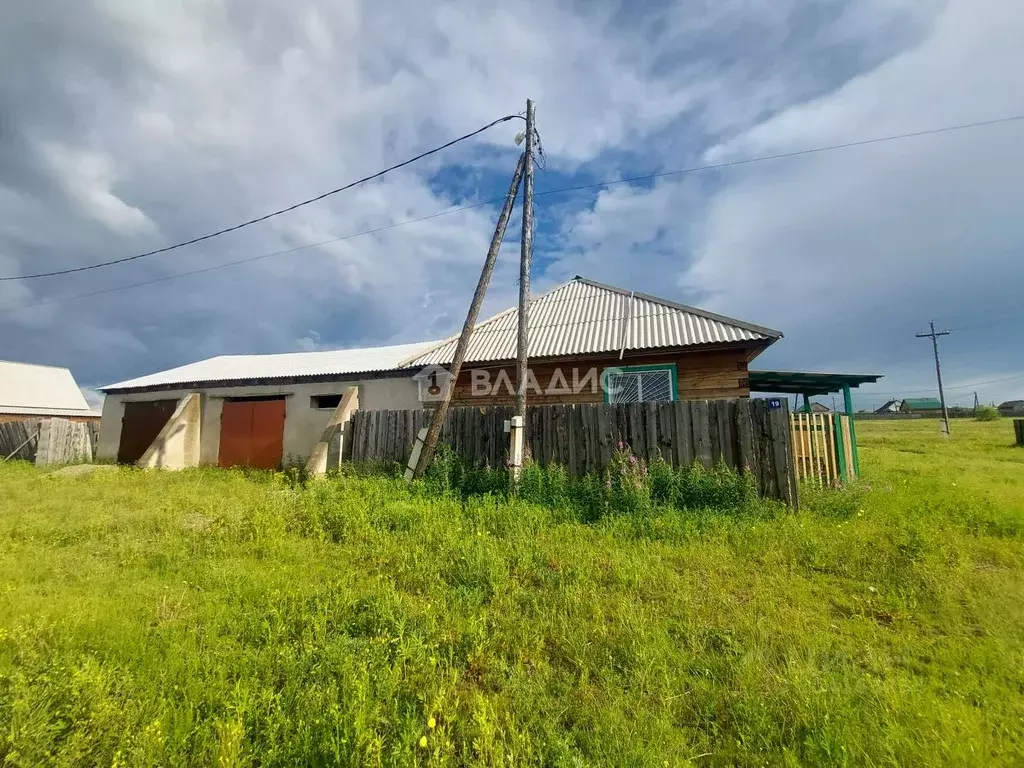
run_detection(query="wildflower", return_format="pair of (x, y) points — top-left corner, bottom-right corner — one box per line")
(419, 736), (428, 748)
(629, 455), (637, 465)
(428, 716), (437, 729)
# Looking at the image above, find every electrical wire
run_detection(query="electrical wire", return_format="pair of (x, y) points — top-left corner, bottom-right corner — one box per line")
(4, 112), (1024, 312)
(0, 114), (525, 282)
(0, 199), (501, 314)
(532, 113), (1024, 199)
(864, 372), (1024, 395)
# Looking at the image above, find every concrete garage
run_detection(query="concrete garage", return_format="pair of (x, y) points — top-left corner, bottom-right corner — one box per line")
(97, 342), (435, 468)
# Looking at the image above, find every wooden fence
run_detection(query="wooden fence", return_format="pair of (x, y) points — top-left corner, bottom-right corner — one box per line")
(1014, 419), (1024, 447)
(344, 399), (797, 504)
(0, 418), (94, 466)
(790, 413), (856, 486)
(0, 420), (40, 462)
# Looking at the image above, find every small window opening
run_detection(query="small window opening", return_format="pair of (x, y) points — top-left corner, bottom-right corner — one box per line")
(311, 394), (343, 410)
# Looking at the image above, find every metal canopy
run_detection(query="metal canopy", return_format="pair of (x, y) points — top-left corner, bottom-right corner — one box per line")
(749, 370), (883, 396)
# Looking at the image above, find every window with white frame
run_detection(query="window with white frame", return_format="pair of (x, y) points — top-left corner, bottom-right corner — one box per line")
(604, 365), (676, 404)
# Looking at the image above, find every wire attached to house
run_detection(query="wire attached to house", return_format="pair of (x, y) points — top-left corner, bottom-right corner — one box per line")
(0, 114), (525, 282)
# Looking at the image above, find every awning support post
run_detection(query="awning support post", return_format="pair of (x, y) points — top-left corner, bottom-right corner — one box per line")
(843, 384), (860, 478)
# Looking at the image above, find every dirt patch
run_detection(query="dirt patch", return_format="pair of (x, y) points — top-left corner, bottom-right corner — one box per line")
(50, 464), (119, 478)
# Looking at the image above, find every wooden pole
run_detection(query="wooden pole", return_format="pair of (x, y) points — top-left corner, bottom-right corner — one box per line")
(510, 99), (536, 479)
(411, 153), (526, 478)
(916, 320), (952, 435)
(515, 99), (536, 420)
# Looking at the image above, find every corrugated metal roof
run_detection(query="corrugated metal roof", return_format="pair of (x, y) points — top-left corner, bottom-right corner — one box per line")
(0, 360), (95, 412)
(100, 277), (782, 393)
(101, 340), (439, 391)
(409, 276), (781, 366)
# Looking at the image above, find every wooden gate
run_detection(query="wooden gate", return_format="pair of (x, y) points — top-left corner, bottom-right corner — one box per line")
(118, 400), (178, 464)
(218, 398), (286, 469)
(790, 413), (855, 485)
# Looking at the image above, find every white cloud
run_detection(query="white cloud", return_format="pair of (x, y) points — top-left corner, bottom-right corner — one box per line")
(1, 0), (1021, 408)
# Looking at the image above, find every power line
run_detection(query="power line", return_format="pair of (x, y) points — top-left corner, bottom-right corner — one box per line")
(533, 113), (1024, 199)
(865, 372), (1024, 395)
(0, 199), (502, 314)
(948, 313), (1024, 332)
(0, 114), (524, 282)
(4, 112), (1024, 312)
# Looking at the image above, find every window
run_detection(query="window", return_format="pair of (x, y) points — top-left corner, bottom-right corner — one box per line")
(310, 394), (343, 410)
(604, 365), (677, 404)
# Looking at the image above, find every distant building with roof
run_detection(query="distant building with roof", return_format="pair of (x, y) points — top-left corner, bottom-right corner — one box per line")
(999, 400), (1024, 416)
(0, 361), (100, 423)
(900, 397), (943, 415)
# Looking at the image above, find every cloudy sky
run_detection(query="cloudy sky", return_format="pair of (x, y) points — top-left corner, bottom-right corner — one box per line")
(1, 0), (1022, 410)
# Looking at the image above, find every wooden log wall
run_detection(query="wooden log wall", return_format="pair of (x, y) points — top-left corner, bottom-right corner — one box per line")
(345, 399), (797, 505)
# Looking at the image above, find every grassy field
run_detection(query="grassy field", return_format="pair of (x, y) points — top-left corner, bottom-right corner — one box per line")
(0, 420), (1022, 766)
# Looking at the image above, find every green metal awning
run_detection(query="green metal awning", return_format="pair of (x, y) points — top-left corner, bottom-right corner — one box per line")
(749, 370), (883, 396)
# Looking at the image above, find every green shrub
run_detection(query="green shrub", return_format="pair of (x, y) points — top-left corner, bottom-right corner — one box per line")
(975, 405), (1000, 421)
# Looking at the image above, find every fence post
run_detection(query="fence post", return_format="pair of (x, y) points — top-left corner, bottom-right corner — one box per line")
(508, 415), (525, 480)
(1014, 419), (1024, 447)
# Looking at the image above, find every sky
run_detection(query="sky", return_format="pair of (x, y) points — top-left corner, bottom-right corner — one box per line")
(1, 0), (1022, 411)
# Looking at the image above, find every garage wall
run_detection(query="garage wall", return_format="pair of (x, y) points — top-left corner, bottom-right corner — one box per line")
(98, 375), (420, 464)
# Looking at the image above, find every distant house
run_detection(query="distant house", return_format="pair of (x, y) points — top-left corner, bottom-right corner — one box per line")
(809, 402), (831, 413)
(875, 399), (902, 414)
(900, 397), (943, 415)
(0, 361), (100, 423)
(999, 400), (1024, 416)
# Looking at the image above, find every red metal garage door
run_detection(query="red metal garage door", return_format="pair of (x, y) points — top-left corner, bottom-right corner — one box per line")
(118, 399), (178, 464)
(218, 398), (286, 469)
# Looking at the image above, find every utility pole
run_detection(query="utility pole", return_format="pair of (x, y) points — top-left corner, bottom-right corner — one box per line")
(916, 320), (951, 435)
(510, 99), (536, 479)
(973, 391), (979, 415)
(515, 99), (536, 420)
(409, 154), (526, 479)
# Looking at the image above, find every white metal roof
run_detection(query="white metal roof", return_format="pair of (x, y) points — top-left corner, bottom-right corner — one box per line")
(101, 340), (439, 391)
(100, 277), (781, 393)
(0, 360), (98, 415)
(408, 276), (781, 366)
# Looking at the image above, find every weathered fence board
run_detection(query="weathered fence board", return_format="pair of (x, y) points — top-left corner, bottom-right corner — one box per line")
(1, 420), (41, 462)
(346, 400), (797, 504)
(1014, 419), (1024, 447)
(1, 418), (93, 465)
(36, 418), (93, 466)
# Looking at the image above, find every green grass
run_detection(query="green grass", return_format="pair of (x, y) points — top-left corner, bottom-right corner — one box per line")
(0, 420), (1022, 766)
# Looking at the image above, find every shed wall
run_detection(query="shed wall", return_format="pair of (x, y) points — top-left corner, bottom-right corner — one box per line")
(98, 376), (419, 464)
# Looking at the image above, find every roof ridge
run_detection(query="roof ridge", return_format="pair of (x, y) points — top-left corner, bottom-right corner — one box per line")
(570, 276), (783, 339)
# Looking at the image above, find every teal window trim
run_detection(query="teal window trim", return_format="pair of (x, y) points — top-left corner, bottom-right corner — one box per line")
(602, 363), (679, 404)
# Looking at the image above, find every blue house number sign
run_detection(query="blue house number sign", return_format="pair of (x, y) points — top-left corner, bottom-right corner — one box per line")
(767, 398), (782, 409)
